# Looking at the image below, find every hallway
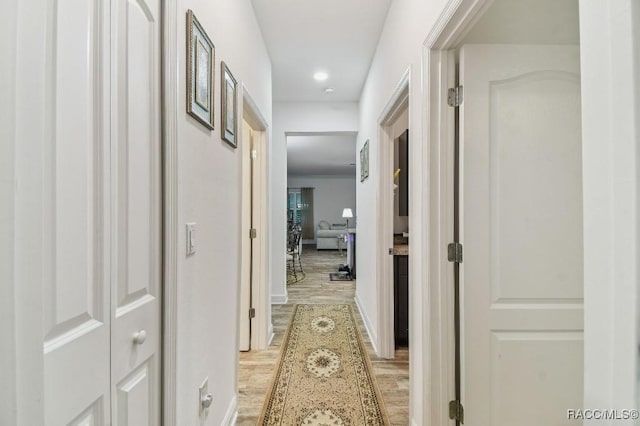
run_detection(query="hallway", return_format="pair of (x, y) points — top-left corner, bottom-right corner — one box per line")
(2, 0), (638, 424)
(237, 247), (409, 425)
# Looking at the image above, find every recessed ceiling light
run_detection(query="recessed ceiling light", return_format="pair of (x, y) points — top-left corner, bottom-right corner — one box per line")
(313, 71), (329, 81)
(324, 87), (335, 94)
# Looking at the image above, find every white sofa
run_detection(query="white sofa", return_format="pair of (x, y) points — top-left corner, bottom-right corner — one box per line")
(316, 220), (347, 250)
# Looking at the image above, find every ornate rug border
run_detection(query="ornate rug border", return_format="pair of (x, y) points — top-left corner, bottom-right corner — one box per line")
(256, 303), (390, 425)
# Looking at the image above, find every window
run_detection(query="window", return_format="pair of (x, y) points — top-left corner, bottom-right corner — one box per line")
(287, 188), (303, 224)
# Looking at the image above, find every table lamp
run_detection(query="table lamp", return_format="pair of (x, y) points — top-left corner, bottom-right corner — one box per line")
(342, 208), (353, 229)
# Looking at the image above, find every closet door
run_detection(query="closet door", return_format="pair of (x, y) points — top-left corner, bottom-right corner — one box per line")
(110, 0), (162, 424)
(42, 0), (111, 424)
(42, 0), (162, 423)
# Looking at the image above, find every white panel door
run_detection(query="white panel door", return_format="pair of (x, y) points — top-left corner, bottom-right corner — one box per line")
(460, 44), (583, 426)
(111, 0), (161, 424)
(43, 0), (111, 424)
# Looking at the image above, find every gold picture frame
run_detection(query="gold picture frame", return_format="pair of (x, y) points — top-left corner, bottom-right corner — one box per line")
(221, 61), (238, 148)
(186, 10), (215, 130)
(360, 139), (369, 182)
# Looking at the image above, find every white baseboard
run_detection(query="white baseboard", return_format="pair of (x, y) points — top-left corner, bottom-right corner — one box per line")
(268, 323), (274, 346)
(271, 294), (288, 304)
(354, 292), (378, 355)
(222, 395), (237, 426)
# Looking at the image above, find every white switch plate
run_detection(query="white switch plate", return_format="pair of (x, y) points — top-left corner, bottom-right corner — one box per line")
(186, 223), (196, 255)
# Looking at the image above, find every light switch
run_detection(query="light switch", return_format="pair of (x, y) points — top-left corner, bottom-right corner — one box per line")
(186, 223), (196, 255)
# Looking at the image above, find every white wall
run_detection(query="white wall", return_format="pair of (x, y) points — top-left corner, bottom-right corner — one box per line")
(355, 1), (447, 424)
(270, 102), (358, 302)
(287, 175), (357, 241)
(0, 0), (18, 423)
(174, 0), (271, 424)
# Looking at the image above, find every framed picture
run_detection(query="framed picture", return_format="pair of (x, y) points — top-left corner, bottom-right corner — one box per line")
(186, 10), (215, 130)
(360, 140), (369, 182)
(221, 61), (238, 148)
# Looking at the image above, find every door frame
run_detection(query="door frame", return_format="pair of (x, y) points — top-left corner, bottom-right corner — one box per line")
(237, 85), (271, 351)
(161, 0), (178, 424)
(376, 67), (410, 359)
(421, 2), (526, 423)
(421, 0), (640, 424)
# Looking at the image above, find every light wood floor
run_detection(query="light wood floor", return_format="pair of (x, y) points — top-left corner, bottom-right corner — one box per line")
(237, 246), (410, 425)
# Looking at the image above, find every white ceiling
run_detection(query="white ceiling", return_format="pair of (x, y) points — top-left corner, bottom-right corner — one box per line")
(287, 134), (357, 176)
(461, 0), (579, 45)
(251, 0), (392, 102)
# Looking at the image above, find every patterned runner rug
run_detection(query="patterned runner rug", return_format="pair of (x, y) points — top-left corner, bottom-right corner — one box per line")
(258, 304), (389, 425)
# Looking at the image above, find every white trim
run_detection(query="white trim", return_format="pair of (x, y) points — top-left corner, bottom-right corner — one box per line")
(267, 323), (275, 346)
(422, 46), (457, 426)
(422, 1), (494, 425)
(271, 294), (288, 304)
(222, 395), (238, 426)
(580, 0), (640, 412)
(242, 85), (269, 131)
(238, 85), (271, 351)
(377, 69), (410, 126)
(376, 67), (410, 359)
(354, 293), (378, 355)
(161, 0), (178, 424)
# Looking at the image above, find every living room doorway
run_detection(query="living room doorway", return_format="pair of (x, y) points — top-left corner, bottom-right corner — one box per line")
(286, 132), (357, 281)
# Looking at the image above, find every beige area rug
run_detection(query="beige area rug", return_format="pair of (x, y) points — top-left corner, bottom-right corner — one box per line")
(258, 304), (390, 425)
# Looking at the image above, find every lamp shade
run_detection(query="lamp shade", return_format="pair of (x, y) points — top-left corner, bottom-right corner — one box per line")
(342, 208), (353, 218)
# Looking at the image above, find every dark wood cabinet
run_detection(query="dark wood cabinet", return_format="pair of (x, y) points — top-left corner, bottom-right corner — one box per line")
(394, 255), (409, 347)
(398, 129), (409, 216)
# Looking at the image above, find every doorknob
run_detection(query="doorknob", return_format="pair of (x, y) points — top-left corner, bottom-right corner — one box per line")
(201, 393), (213, 409)
(133, 330), (147, 345)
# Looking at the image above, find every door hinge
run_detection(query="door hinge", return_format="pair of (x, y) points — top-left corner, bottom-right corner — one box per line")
(447, 242), (463, 263)
(250, 228), (257, 239)
(249, 308), (256, 318)
(447, 86), (463, 107)
(449, 400), (464, 423)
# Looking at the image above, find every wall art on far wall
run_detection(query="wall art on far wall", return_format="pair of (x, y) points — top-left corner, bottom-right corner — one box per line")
(360, 139), (369, 182)
(186, 9), (215, 130)
(221, 61), (238, 148)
